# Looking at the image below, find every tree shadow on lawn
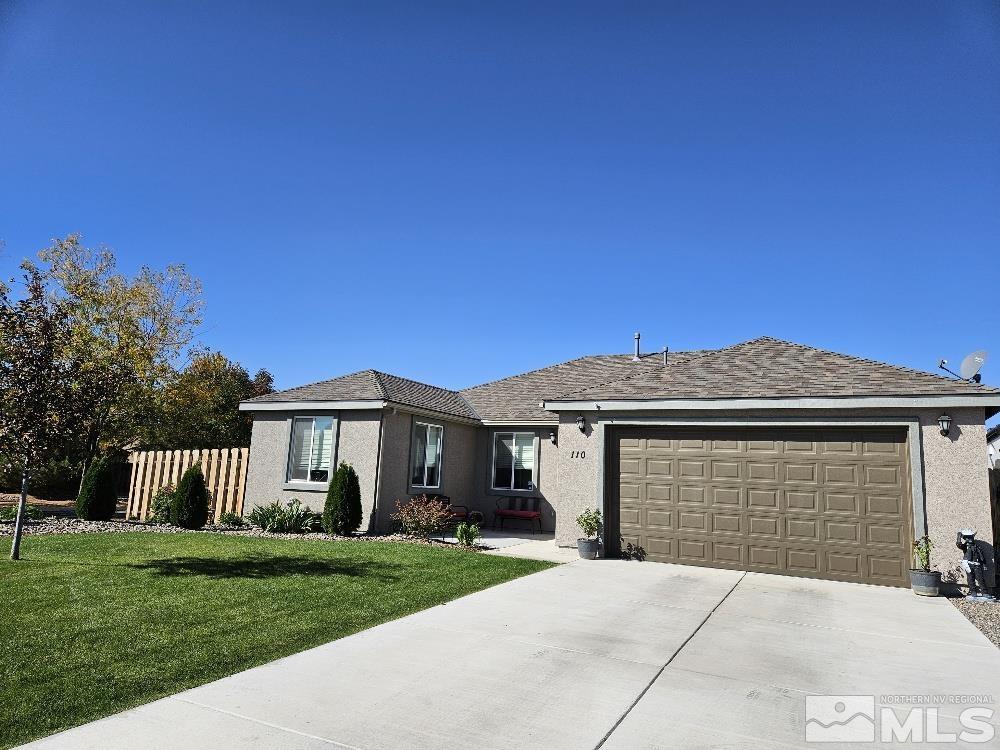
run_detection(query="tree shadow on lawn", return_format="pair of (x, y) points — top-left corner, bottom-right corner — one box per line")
(132, 553), (402, 581)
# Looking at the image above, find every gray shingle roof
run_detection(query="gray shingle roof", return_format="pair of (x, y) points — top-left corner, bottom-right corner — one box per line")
(243, 338), (999, 423)
(556, 337), (1000, 401)
(459, 351), (706, 422)
(244, 370), (478, 420)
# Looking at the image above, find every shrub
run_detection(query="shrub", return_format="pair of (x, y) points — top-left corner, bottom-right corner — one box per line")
(75, 456), (120, 521)
(576, 508), (602, 539)
(391, 495), (451, 537)
(148, 485), (175, 524)
(0, 504), (43, 521)
(247, 499), (321, 533)
(913, 535), (934, 571)
(218, 511), (244, 527)
(170, 465), (210, 529)
(455, 521), (481, 547)
(323, 462), (363, 535)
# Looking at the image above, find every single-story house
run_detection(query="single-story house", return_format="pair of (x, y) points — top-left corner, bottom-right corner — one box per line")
(239, 336), (1000, 589)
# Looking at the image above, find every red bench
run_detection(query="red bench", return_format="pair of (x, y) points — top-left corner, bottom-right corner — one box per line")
(493, 496), (542, 534)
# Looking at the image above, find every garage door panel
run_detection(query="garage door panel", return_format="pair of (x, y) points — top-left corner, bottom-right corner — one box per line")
(619, 457), (641, 475)
(825, 520), (861, 544)
(748, 544), (782, 569)
(711, 460), (741, 480)
(748, 515), (780, 538)
(678, 485), (706, 504)
(646, 459), (673, 476)
(611, 427), (910, 587)
(867, 522), (903, 546)
(786, 517), (820, 542)
(711, 487), (741, 506)
(677, 538), (709, 561)
(647, 484), (672, 502)
(713, 542), (743, 564)
(868, 555), (905, 581)
(787, 548), (822, 574)
(712, 513), (743, 534)
(865, 465), (901, 488)
(784, 463), (818, 483)
(747, 488), (779, 509)
(678, 511), (708, 531)
(825, 492), (860, 514)
(645, 507), (673, 529)
(747, 462), (779, 481)
(786, 490), (819, 512)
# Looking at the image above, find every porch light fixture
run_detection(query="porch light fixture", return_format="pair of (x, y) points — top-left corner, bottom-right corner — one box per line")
(938, 413), (952, 437)
(576, 415), (586, 433)
(549, 431), (557, 445)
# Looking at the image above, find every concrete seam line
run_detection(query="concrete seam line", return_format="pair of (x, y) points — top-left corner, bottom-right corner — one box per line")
(172, 696), (365, 750)
(592, 571), (748, 750)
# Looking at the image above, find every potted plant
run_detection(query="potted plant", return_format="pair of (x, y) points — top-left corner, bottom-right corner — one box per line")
(909, 535), (941, 596)
(576, 508), (602, 560)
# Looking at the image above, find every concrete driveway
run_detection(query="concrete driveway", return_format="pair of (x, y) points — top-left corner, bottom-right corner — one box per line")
(22, 561), (1000, 749)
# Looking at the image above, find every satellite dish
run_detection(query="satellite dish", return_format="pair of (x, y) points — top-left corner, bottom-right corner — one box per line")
(960, 350), (988, 382)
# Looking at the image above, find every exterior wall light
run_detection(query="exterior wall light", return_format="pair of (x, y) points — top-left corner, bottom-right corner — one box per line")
(938, 413), (952, 437)
(549, 430), (557, 445)
(576, 415), (586, 433)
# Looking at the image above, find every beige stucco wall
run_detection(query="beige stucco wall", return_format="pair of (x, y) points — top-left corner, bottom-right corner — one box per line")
(372, 410), (479, 531)
(243, 410), (382, 532)
(549, 407), (995, 588)
(919, 408), (994, 587)
(465, 426), (559, 532)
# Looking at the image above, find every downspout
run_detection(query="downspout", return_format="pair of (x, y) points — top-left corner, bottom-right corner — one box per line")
(370, 409), (386, 533)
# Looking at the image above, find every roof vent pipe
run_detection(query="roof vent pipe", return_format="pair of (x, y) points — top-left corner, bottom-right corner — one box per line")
(632, 331), (641, 361)
(663, 346), (669, 366)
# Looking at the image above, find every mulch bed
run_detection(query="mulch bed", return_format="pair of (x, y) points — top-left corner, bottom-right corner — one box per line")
(952, 597), (1000, 648)
(0, 517), (474, 548)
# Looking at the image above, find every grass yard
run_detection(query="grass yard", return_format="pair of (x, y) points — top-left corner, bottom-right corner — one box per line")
(0, 532), (553, 748)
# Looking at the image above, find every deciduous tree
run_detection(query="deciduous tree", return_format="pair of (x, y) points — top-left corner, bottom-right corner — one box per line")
(143, 351), (273, 449)
(0, 265), (85, 559)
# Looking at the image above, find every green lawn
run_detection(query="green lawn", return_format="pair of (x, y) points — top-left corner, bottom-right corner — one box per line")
(0, 532), (553, 748)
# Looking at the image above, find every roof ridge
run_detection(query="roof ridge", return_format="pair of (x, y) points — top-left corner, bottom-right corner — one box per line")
(553, 348), (718, 399)
(370, 369), (460, 396)
(751, 337), (1000, 393)
(368, 370), (389, 400)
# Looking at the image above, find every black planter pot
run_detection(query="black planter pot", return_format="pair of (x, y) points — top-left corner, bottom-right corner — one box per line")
(909, 569), (941, 597)
(577, 537), (599, 560)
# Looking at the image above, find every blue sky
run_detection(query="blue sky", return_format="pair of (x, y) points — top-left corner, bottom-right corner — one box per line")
(1, 1), (998, 404)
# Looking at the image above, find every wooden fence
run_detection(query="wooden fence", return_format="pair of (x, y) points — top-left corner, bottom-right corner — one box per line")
(125, 448), (249, 523)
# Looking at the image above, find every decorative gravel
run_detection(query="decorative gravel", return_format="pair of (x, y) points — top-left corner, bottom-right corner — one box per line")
(0, 516), (462, 547)
(952, 598), (1000, 648)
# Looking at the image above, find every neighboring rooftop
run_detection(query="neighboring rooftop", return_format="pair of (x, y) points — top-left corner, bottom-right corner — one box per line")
(555, 337), (1000, 402)
(244, 369), (478, 421)
(243, 337), (1000, 422)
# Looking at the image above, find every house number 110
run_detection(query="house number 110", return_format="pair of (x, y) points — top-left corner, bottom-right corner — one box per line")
(569, 450), (586, 459)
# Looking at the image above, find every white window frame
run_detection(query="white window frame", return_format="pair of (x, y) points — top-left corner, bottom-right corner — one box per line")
(491, 431), (537, 492)
(285, 415), (337, 485)
(410, 421), (444, 490)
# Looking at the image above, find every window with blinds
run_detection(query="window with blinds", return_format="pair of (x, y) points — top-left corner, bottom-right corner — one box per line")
(287, 416), (335, 483)
(492, 432), (535, 491)
(410, 422), (443, 489)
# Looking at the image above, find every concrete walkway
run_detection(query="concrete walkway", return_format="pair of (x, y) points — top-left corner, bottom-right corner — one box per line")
(22, 562), (1000, 749)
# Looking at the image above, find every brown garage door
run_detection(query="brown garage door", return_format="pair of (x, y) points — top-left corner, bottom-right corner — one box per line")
(609, 427), (912, 587)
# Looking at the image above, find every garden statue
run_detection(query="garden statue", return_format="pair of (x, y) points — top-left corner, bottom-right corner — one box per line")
(956, 529), (995, 602)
